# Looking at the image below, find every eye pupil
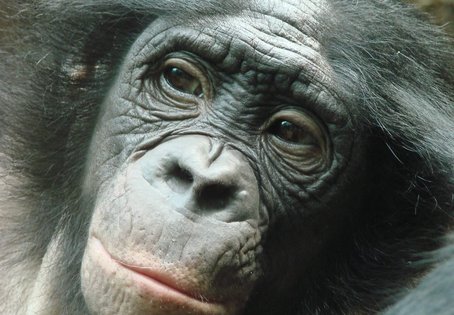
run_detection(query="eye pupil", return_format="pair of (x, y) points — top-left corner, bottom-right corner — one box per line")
(164, 66), (203, 97)
(279, 121), (294, 140)
(279, 121), (300, 142)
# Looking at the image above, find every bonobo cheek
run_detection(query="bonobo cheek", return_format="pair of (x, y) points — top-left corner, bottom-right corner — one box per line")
(80, 135), (266, 315)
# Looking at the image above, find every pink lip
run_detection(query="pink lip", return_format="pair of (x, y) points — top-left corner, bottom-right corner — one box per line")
(91, 237), (218, 307)
(116, 260), (210, 302)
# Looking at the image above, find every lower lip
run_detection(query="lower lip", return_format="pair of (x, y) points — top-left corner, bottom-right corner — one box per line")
(89, 237), (226, 313)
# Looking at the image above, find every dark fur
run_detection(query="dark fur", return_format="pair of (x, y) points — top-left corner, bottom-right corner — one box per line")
(0, 0), (453, 314)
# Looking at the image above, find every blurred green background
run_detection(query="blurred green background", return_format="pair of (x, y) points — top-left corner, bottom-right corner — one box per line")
(410, 0), (454, 34)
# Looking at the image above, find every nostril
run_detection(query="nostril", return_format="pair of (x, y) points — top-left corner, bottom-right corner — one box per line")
(196, 183), (237, 211)
(165, 164), (194, 194)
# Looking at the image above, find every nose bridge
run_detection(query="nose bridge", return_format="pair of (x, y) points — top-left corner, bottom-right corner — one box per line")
(206, 139), (225, 166)
(181, 139), (239, 186)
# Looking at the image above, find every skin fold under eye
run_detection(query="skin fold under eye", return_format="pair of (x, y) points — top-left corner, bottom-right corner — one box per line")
(263, 109), (332, 172)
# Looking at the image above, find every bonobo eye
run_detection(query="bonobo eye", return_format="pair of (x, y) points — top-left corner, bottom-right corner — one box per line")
(163, 66), (203, 97)
(266, 110), (324, 147)
(158, 58), (210, 104)
(264, 109), (331, 171)
(268, 119), (316, 145)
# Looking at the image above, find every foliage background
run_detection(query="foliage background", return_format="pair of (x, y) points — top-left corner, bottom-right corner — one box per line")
(410, 0), (454, 34)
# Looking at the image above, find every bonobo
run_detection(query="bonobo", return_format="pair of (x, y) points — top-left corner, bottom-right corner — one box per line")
(0, 0), (453, 314)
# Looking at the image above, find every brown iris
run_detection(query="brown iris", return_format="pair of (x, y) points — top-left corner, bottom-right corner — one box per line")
(163, 66), (203, 98)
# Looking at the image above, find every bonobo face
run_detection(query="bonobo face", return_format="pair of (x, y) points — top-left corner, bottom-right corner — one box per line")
(81, 1), (357, 314)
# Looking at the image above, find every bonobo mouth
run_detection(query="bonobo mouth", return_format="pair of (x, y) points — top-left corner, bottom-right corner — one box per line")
(90, 237), (228, 313)
(117, 261), (212, 303)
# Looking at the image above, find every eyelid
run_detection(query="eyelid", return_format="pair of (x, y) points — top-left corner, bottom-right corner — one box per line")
(263, 109), (315, 131)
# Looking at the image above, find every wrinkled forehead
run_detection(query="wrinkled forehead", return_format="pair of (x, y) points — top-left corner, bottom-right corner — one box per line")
(207, 0), (327, 53)
(244, 0), (327, 36)
(132, 0), (329, 76)
(165, 0), (327, 43)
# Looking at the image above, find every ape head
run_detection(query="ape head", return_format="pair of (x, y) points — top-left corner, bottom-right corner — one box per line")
(0, 1), (453, 315)
(81, 7), (341, 314)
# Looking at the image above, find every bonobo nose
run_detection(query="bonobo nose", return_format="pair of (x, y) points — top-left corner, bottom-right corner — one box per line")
(139, 135), (260, 222)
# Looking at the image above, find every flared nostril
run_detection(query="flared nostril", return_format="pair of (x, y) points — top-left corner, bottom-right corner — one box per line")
(165, 164), (194, 194)
(196, 183), (237, 211)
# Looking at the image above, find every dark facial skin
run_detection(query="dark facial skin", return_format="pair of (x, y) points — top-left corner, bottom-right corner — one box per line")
(80, 1), (363, 314)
